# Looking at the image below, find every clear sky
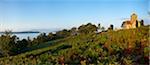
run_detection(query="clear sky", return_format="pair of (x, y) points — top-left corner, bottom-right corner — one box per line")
(0, 0), (149, 31)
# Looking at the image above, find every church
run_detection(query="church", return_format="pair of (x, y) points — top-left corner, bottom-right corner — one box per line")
(121, 13), (144, 29)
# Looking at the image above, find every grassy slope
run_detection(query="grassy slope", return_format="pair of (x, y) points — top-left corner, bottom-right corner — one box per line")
(0, 26), (149, 64)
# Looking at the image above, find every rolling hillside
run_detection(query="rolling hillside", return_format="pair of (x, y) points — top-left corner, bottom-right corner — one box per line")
(0, 26), (149, 65)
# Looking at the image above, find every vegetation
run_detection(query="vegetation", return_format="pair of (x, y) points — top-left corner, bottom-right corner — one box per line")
(0, 23), (149, 65)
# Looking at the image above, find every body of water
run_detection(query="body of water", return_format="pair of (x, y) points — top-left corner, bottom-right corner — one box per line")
(0, 33), (41, 40)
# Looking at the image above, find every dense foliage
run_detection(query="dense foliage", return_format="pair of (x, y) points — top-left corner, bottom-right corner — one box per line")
(0, 24), (149, 65)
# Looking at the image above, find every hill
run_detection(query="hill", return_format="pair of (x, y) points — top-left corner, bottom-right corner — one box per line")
(0, 26), (149, 65)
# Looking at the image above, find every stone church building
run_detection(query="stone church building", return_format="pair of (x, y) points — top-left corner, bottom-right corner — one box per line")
(121, 13), (144, 29)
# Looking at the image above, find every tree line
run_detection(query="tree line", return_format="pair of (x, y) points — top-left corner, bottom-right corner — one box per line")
(0, 23), (114, 57)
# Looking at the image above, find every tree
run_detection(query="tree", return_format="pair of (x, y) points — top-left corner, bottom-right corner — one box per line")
(78, 23), (98, 34)
(140, 20), (144, 26)
(48, 33), (55, 40)
(4, 30), (12, 36)
(98, 23), (101, 29)
(0, 31), (17, 56)
(27, 37), (32, 47)
(32, 33), (49, 45)
(108, 24), (114, 30)
(98, 23), (105, 32)
(110, 24), (114, 30)
(78, 24), (87, 34)
(14, 39), (28, 54)
(56, 29), (71, 38)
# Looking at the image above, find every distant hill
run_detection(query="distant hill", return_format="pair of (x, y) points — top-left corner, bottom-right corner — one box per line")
(0, 28), (61, 34)
(30, 28), (61, 33)
(0, 31), (40, 34)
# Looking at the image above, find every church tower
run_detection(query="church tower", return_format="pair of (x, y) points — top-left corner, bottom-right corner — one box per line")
(130, 13), (137, 28)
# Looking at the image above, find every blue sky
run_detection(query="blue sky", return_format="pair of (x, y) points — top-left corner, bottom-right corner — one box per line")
(0, 0), (149, 31)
